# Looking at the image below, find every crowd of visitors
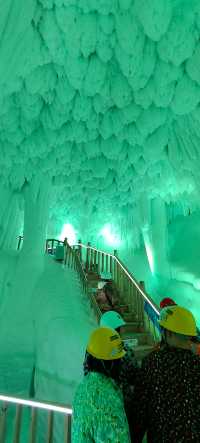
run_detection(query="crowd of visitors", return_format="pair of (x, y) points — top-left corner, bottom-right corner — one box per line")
(72, 297), (200, 442)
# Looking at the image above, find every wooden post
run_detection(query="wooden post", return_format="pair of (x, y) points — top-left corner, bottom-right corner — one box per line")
(90, 248), (94, 271)
(97, 251), (101, 274)
(64, 415), (71, 443)
(13, 405), (23, 443)
(46, 411), (54, 443)
(106, 254), (109, 273)
(94, 249), (97, 271)
(113, 250), (117, 285)
(63, 238), (67, 265)
(28, 408), (37, 443)
(0, 403), (7, 443)
(78, 239), (82, 262)
(45, 239), (48, 253)
(110, 256), (113, 276)
(101, 253), (104, 273)
(86, 242), (91, 272)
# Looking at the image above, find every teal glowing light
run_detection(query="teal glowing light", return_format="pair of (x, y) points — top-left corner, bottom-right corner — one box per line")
(145, 243), (154, 274)
(59, 224), (77, 245)
(142, 226), (154, 274)
(100, 224), (121, 247)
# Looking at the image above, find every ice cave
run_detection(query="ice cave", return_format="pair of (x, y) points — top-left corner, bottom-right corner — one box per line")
(0, 0), (200, 441)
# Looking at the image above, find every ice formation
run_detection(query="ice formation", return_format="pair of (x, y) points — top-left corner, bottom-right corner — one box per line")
(0, 1), (200, 241)
(0, 0), (200, 431)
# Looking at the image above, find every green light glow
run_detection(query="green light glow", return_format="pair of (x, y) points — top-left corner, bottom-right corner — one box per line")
(59, 223), (77, 245)
(100, 224), (121, 247)
(145, 243), (154, 274)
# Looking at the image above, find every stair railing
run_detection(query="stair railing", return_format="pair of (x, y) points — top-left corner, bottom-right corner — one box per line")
(74, 241), (160, 341)
(0, 394), (72, 442)
(18, 237), (160, 338)
(45, 238), (160, 340)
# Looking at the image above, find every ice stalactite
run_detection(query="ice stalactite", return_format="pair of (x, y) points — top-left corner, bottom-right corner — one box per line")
(151, 197), (171, 279)
(139, 196), (171, 280)
(21, 175), (52, 257)
(0, 184), (22, 251)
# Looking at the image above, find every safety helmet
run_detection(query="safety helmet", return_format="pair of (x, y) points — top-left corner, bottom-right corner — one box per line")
(87, 327), (126, 360)
(159, 305), (197, 336)
(100, 311), (126, 329)
(160, 297), (176, 309)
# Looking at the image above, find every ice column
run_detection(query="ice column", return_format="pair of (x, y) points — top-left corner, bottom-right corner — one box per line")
(151, 197), (170, 278)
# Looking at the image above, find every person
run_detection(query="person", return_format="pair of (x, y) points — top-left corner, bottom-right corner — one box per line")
(190, 330), (200, 356)
(153, 297), (177, 352)
(84, 311), (139, 441)
(96, 282), (120, 311)
(131, 305), (200, 442)
(159, 297), (176, 309)
(72, 327), (131, 442)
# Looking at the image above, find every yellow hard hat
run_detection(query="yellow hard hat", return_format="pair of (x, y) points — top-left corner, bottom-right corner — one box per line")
(159, 305), (197, 336)
(87, 327), (126, 360)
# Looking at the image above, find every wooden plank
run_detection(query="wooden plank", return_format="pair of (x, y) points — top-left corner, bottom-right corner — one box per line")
(13, 405), (23, 443)
(106, 254), (109, 272)
(110, 256), (113, 275)
(101, 253), (104, 273)
(64, 414), (71, 443)
(29, 408), (37, 443)
(46, 411), (54, 443)
(0, 402), (7, 443)
(97, 252), (101, 273)
(90, 248), (94, 271)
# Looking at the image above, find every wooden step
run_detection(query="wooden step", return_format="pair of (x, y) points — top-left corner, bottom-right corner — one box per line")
(122, 312), (137, 322)
(122, 322), (145, 333)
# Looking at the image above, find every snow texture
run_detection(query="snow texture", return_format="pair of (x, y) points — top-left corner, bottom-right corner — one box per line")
(0, 0), (200, 229)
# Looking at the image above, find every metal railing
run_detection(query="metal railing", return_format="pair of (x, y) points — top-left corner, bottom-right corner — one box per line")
(0, 394), (72, 442)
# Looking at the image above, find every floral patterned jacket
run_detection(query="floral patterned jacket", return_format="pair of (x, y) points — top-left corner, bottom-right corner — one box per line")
(72, 372), (131, 442)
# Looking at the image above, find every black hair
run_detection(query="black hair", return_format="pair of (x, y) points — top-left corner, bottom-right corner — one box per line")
(84, 352), (121, 381)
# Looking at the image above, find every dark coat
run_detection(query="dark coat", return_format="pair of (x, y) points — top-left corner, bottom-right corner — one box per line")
(131, 344), (200, 443)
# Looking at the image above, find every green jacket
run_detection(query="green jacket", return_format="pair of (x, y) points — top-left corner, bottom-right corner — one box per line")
(72, 372), (131, 442)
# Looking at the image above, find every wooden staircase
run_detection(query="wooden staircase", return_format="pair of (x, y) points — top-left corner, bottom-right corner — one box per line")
(67, 242), (159, 363)
(44, 238), (161, 364)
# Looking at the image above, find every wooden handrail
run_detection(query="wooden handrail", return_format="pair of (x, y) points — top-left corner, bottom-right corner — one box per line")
(17, 236), (160, 337)
(0, 394), (72, 443)
(74, 242), (160, 316)
(0, 394), (72, 414)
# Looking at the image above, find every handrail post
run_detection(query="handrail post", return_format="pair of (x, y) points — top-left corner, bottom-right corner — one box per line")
(78, 239), (82, 262)
(64, 414), (71, 443)
(47, 411), (54, 443)
(45, 240), (48, 253)
(29, 408), (37, 443)
(64, 238), (68, 265)
(85, 242), (91, 272)
(13, 404), (23, 443)
(113, 250), (117, 285)
(0, 402), (7, 443)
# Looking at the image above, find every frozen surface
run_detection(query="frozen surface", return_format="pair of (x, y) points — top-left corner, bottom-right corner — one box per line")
(0, 251), (96, 440)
